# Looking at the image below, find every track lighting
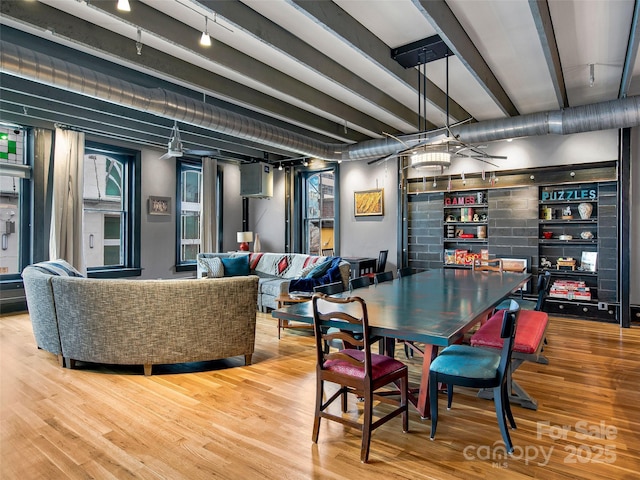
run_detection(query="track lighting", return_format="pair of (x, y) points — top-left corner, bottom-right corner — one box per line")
(136, 28), (142, 55)
(117, 0), (131, 12)
(200, 16), (212, 47)
(278, 163), (283, 171)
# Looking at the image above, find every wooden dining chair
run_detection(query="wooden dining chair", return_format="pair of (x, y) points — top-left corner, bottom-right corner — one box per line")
(373, 270), (394, 285)
(364, 250), (388, 279)
(397, 267), (418, 278)
(313, 281), (345, 295)
(349, 275), (371, 291)
(311, 294), (409, 463)
(472, 258), (503, 272)
(429, 300), (521, 453)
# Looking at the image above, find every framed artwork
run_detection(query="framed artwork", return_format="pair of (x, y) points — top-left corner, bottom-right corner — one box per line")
(148, 196), (171, 215)
(354, 189), (384, 217)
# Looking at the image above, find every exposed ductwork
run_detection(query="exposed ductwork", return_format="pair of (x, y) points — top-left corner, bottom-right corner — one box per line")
(2, 40), (640, 162)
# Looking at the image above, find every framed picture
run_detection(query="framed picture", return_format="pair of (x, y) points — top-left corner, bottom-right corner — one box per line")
(354, 189), (384, 217)
(148, 196), (171, 215)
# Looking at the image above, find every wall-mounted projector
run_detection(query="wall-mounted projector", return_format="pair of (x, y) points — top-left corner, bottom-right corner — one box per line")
(240, 162), (273, 198)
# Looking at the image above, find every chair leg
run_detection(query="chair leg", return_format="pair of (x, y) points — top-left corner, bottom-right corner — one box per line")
(446, 384), (454, 409)
(360, 386), (373, 463)
(493, 385), (514, 454)
(429, 371), (439, 439)
(341, 386), (348, 412)
(312, 378), (323, 443)
(502, 381), (517, 429)
(401, 374), (409, 433)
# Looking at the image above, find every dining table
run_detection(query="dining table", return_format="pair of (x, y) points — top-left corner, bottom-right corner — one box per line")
(272, 268), (531, 418)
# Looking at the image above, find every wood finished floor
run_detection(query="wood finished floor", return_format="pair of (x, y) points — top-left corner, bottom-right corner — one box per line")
(1, 311), (639, 479)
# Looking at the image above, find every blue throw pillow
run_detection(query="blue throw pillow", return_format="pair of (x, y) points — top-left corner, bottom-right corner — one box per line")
(305, 258), (333, 278)
(221, 255), (250, 276)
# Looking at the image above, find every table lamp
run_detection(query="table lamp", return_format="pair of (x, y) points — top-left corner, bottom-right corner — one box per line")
(237, 231), (253, 251)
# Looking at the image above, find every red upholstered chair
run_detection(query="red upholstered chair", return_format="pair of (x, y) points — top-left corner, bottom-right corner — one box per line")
(311, 294), (409, 463)
(471, 303), (549, 410)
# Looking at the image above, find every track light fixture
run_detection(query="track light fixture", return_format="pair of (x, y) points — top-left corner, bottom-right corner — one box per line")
(200, 16), (212, 46)
(136, 28), (142, 55)
(117, 0), (131, 12)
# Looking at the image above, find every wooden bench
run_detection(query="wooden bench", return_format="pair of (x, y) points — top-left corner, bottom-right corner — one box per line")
(470, 307), (549, 410)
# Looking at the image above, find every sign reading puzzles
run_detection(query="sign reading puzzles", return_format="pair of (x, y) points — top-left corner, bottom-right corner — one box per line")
(540, 187), (597, 201)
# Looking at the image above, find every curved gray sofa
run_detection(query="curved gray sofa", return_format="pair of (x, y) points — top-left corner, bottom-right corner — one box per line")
(22, 264), (259, 375)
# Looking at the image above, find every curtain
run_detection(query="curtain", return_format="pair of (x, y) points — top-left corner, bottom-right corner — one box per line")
(49, 128), (86, 274)
(200, 156), (217, 253)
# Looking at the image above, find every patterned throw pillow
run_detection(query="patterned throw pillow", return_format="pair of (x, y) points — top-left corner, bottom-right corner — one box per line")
(305, 258), (333, 278)
(198, 256), (224, 278)
(30, 259), (83, 277)
(299, 263), (317, 278)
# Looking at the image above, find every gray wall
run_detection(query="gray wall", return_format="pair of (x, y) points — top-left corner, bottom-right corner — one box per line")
(248, 168), (286, 253)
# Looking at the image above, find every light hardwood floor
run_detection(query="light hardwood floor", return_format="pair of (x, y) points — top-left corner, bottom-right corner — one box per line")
(1, 310), (639, 479)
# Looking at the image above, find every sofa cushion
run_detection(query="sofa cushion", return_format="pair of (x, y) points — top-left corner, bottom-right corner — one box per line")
(30, 259), (83, 277)
(222, 256), (250, 276)
(198, 256), (224, 278)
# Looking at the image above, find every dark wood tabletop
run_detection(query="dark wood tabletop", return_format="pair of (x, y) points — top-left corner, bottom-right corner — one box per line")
(273, 268), (531, 346)
(272, 268), (531, 418)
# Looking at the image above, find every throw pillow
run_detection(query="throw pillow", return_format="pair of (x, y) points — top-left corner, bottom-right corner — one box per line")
(305, 258), (333, 279)
(299, 262), (318, 278)
(221, 255), (250, 276)
(198, 256), (224, 278)
(30, 259), (84, 277)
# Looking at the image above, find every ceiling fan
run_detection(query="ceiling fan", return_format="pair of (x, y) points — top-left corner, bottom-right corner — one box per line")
(159, 121), (219, 160)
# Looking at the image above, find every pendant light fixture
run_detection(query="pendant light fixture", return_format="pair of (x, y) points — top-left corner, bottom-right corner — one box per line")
(117, 0), (131, 12)
(200, 16), (212, 46)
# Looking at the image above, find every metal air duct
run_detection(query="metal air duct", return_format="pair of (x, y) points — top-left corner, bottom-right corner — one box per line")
(2, 40), (640, 162)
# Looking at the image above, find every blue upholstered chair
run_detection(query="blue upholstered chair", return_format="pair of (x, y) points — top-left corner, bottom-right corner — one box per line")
(429, 300), (521, 453)
(311, 294), (409, 463)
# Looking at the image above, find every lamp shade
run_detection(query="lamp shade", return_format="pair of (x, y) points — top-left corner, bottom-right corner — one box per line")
(410, 148), (452, 170)
(237, 231), (253, 251)
(237, 231), (253, 243)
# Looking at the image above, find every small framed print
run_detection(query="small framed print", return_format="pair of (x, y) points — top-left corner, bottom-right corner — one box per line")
(148, 196), (171, 215)
(354, 189), (384, 217)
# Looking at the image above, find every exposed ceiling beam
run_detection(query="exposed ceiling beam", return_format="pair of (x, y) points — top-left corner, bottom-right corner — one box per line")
(0, 0), (374, 145)
(287, 0), (471, 125)
(91, 0), (400, 140)
(198, 0), (420, 131)
(529, 0), (568, 108)
(413, 0), (519, 117)
(619, 0), (640, 98)
(0, 75), (284, 160)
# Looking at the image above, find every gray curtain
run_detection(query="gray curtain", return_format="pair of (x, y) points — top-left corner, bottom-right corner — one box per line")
(200, 156), (217, 253)
(49, 128), (86, 274)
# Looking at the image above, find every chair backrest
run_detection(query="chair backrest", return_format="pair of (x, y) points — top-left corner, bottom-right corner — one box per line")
(397, 267), (417, 278)
(312, 294), (373, 377)
(376, 250), (388, 273)
(374, 270), (394, 285)
(472, 258), (503, 272)
(497, 300), (521, 378)
(349, 275), (371, 291)
(314, 281), (345, 295)
(534, 271), (552, 311)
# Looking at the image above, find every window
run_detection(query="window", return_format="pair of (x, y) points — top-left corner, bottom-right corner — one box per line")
(177, 160), (202, 264)
(0, 126), (28, 277)
(83, 143), (140, 276)
(302, 169), (336, 255)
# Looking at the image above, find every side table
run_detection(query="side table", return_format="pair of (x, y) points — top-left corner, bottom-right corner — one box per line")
(275, 294), (312, 339)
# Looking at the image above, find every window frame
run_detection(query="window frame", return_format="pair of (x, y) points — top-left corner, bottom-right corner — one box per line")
(84, 141), (141, 278)
(175, 158), (202, 271)
(294, 164), (340, 255)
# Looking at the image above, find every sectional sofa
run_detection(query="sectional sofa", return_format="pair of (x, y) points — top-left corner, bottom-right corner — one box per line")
(22, 261), (259, 375)
(197, 252), (350, 311)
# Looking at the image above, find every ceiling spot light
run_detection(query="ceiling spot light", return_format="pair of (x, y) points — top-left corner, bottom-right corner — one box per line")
(117, 0), (131, 12)
(135, 28), (142, 55)
(200, 16), (212, 46)
(278, 163), (283, 171)
(589, 63), (595, 87)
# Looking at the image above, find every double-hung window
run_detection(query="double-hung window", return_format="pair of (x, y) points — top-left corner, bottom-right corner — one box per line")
(177, 160), (202, 265)
(83, 143), (140, 277)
